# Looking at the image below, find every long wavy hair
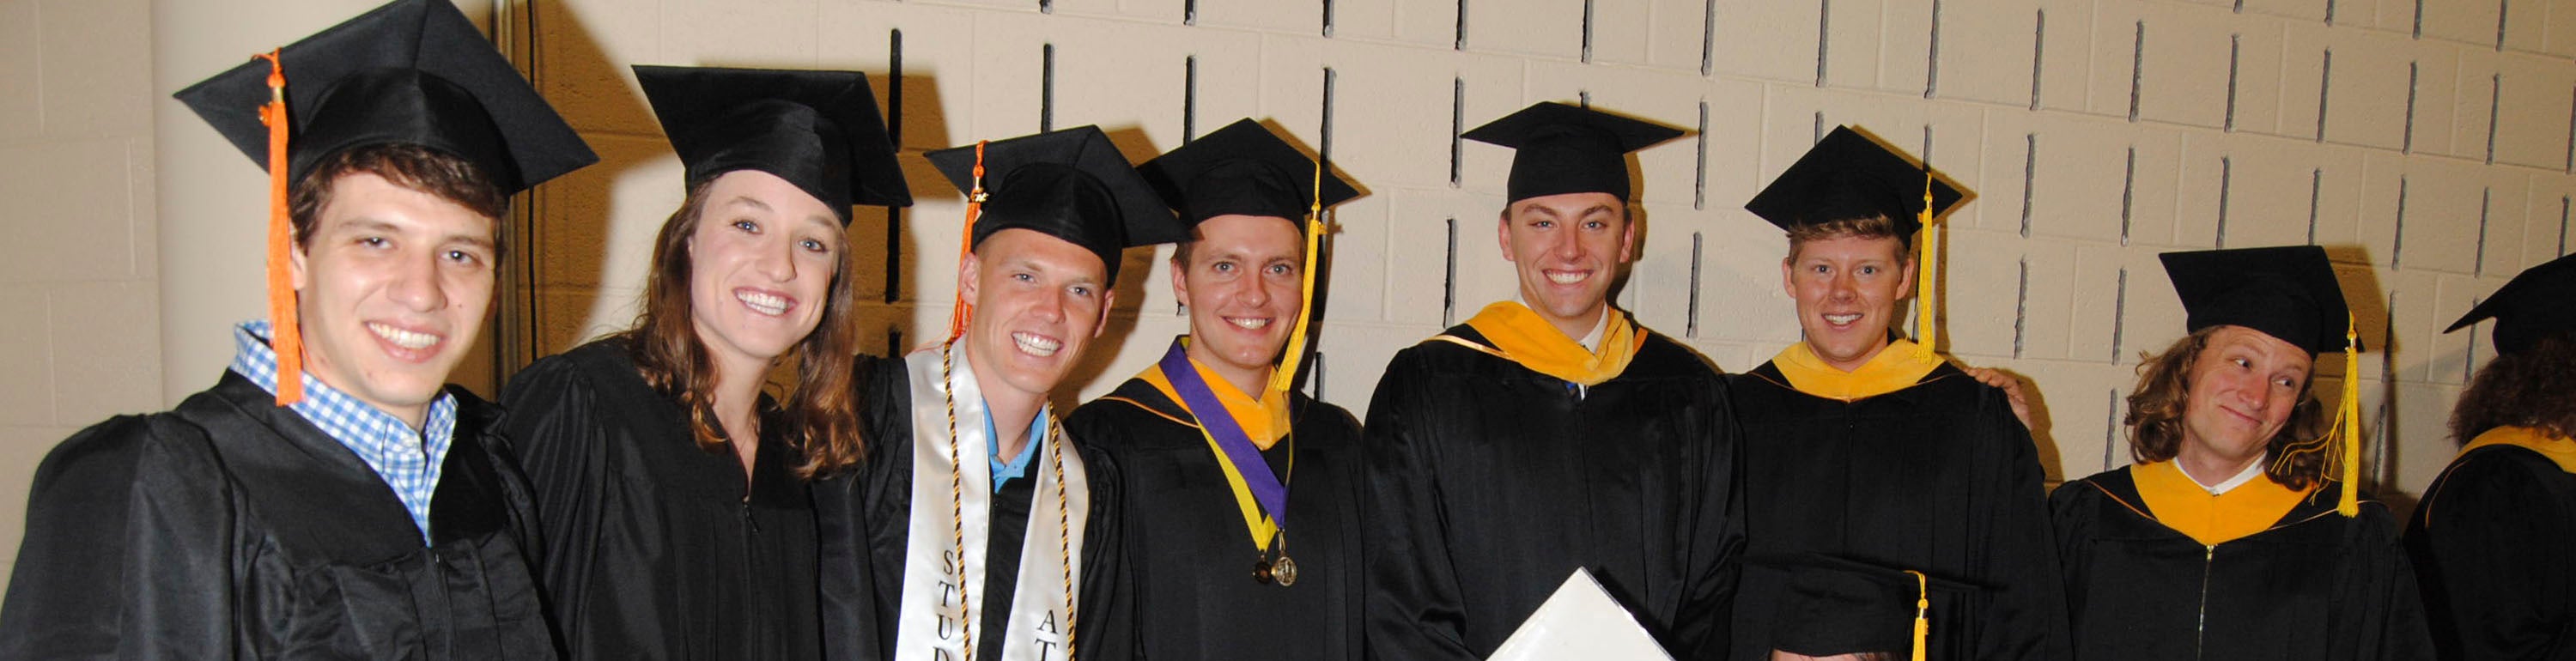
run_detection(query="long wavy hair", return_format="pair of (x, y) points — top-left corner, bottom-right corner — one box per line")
(622, 178), (866, 478)
(2125, 327), (2332, 489)
(2451, 331), (2576, 443)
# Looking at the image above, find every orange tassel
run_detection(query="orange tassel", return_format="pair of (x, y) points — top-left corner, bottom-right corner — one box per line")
(258, 51), (303, 406)
(945, 141), (988, 341)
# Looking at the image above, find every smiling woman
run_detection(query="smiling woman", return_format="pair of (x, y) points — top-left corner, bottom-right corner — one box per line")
(495, 64), (909, 661)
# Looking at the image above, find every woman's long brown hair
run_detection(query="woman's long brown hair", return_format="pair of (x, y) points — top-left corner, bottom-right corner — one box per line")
(623, 179), (867, 478)
(2125, 327), (2330, 489)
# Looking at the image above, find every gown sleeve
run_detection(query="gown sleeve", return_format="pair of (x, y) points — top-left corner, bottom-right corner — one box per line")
(1073, 444), (1136, 661)
(0, 415), (240, 660)
(2408, 454), (2572, 660)
(495, 355), (629, 656)
(1668, 386), (1746, 661)
(1968, 389), (2075, 661)
(2046, 476), (2103, 640)
(1358, 355), (1476, 661)
(2337, 505), (2435, 660)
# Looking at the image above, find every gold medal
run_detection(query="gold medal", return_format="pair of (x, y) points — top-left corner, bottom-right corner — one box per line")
(1272, 555), (1297, 586)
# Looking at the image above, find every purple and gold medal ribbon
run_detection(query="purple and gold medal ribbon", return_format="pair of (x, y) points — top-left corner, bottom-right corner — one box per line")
(1157, 341), (1290, 545)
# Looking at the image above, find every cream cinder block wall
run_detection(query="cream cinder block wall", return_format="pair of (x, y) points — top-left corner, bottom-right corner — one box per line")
(0, 0), (161, 588)
(522, 0), (2576, 507)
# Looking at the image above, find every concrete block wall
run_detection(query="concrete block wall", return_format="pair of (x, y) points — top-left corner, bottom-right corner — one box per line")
(0, 0), (161, 589)
(509, 0), (2576, 501)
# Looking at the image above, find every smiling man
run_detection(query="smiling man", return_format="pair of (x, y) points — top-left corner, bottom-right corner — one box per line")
(1064, 118), (1365, 660)
(1360, 101), (1744, 660)
(1727, 127), (2067, 661)
(0, 1), (595, 658)
(811, 126), (1182, 661)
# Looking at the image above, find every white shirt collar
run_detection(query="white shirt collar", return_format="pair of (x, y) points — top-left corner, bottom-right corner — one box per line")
(2182, 459), (2268, 495)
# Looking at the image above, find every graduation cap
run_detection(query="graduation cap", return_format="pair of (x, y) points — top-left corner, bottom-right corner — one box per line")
(635, 65), (911, 222)
(1758, 555), (1974, 660)
(1461, 101), (1684, 203)
(926, 126), (1187, 337)
(171, 0), (597, 406)
(1138, 118), (1360, 226)
(1746, 126), (1965, 237)
(2445, 253), (2576, 356)
(2160, 245), (2371, 516)
(1138, 118), (1364, 396)
(1746, 125), (1970, 361)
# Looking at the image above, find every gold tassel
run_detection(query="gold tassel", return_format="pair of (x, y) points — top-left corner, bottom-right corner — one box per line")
(258, 50), (302, 407)
(1910, 173), (1937, 362)
(1267, 160), (1327, 397)
(2336, 315), (2361, 516)
(1906, 569), (1929, 661)
(945, 141), (989, 341)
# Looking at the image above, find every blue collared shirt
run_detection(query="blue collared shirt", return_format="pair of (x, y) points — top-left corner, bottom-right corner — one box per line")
(229, 321), (454, 543)
(985, 400), (1044, 489)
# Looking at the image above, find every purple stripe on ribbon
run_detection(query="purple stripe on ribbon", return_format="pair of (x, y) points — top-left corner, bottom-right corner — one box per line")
(1157, 340), (1289, 529)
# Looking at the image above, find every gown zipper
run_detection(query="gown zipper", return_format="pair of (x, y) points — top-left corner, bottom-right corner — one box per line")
(2195, 544), (2215, 658)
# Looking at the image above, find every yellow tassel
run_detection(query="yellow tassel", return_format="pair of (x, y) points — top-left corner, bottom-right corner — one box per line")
(945, 141), (989, 342)
(1267, 160), (1327, 397)
(2337, 316), (2361, 516)
(1906, 569), (1929, 661)
(1910, 173), (1937, 362)
(258, 50), (302, 407)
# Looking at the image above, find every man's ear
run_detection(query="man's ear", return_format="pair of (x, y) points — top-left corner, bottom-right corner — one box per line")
(289, 235), (312, 292)
(1169, 255), (1190, 306)
(1779, 254), (1796, 300)
(957, 251), (981, 303)
(1495, 211), (1515, 263)
(1092, 289), (1118, 338)
(1616, 207), (1639, 264)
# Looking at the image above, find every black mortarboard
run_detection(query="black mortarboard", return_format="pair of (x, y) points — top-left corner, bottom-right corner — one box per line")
(2160, 246), (2361, 355)
(1461, 101), (1685, 203)
(925, 126), (1187, 282)
(1759, 555), (1972, 658)
(2447, 253), (2576, 355)
(1746, 125), (1966, 236)
(1137, 118), (1361, 227)
(173, 0), (596, 194)
(635, 65), (911, 223)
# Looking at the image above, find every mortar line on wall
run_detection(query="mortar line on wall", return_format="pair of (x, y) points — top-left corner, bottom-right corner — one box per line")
(1041, 44), (1056, 132)
(1580, 90), (1591, 108)
(2226, 34), (2241, 132)
(1816, 0), (1831, 87)
(1451, 77), (1464, 187)
(2498, 0), (2510, 50)
(2104, 389), (2121, 470)
(1700, 0), (1718, 76)
(1443, 217), (1458, 325)
(1321, 67), (1337, 164)
(1311, 350), (1327, 400)
(1322, 0), (1334, 37)
(2403, 62), (2418, 154)
(889, 329), (904, 359)
(1695, 101), (1710, 210)
(2020, 133), (2036, 238)
(2031, 9), (2046, 111)
(2565, 85), (2576, 172)
(2325, 0), (2337, 25)
(2308, 168), (2324, 245)
(2112, 267), (2129, 362)
(1687, 233), (1703, 338)
(1582, 0), (1595, 63)
(2014, 258), (2028, 359)
(1183, 56), (1199, 143)
(2129, 21), (2144, 123)
(2121, 147), (2136, 246)
(1814, 112), (1826, 144)
(2395, 178), (2409, 267)
(2476, 188), (2492, 276)
(1041, 0), (1053, 14)
(2217, 156), (2233, 248)
(2318, 50), (2333, 142)
(2486, 74), (2501, 164)
(1185, 0), (1196, 25)
(1926, 0), (1943, 98)
(2464, 295), (2482, 380)
(2235, 0), (2245, 12)
(2561, 196), (2570, 256)
(1455, 0), (1469, 50)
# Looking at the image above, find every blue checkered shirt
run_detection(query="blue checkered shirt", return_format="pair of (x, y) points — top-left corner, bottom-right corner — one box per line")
(228, 321), (453, 544)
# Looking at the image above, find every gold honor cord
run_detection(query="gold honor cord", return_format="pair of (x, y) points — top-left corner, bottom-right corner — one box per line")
(1266, 159), (1328, 397)
(1911, 173), (1939, 362)
(947, 141), (990, 342)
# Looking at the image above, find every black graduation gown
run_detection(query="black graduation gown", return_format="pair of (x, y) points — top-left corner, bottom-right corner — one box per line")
(0, 371), (555, 660)
(811, 354), (1132, 661)
(1063, 377), (1366, 661)
(1360, 325), (1745, 661)
(2405, 444), (2576, 660)
(498, 340), (821, 660)
(2050, 467), (2434, 660)
(1725, 361), (2070, 661)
